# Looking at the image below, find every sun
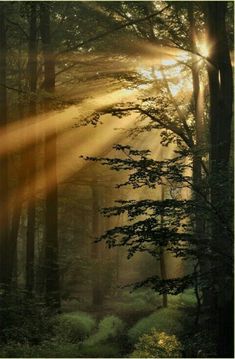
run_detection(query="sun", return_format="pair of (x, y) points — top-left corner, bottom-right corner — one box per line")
(197, 38), (210, 58)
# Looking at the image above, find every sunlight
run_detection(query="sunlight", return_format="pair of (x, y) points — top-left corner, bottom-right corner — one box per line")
(0, 87), (137, 158)
(197, 41), (210, 58)
(168, 83), (182, 97)
(138, 63), (193, 98)
(6, 112), (137, 215)
(196, 36), (210, 58)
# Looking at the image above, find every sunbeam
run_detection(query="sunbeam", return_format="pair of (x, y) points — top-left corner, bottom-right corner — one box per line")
(0, 87), (138, 157)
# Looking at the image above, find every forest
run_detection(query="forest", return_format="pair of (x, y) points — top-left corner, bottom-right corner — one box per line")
(0, 1), (233, 358)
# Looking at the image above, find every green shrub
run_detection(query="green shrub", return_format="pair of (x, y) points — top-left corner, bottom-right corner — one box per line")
(130, 330), (182, 358)
(128, 308), (183, 343)
(54, 311), (96, 343)
(83, 315), (125, 346)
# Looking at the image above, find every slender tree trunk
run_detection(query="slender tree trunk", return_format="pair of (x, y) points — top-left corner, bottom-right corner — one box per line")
(40, 2), (60, 311)
(160, 184), (167, 308)
(91, 183), (103, 308)
(26, 2), (38, 294)
(204, 2), (233, 356)
(8, 36), (25, 286)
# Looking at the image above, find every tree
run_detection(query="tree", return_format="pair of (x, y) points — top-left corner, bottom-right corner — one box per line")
(204, 2), (233, 356)
(40, 2), (60, 311)
(26, 2), (38, 294)
(0, 2), (10, 288)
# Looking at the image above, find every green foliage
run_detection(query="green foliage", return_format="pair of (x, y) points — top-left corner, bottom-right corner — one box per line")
(128, 307), (184, 343)
(133, 275), (196, 295)
(111, 288), (162, 315)
(79, 342), (121, 358)
(0, 341), (81, 358)
(83, 315), (125, 346)
(35, 341), (81, 358)
(130, 330), (183, 358)
(54, 311), (96, 343)
(0, 291), (52, 344)
(168, 289), (197, 307)
(0, 342), (34, 358)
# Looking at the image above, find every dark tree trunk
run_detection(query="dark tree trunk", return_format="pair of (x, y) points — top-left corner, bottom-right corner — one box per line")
(91, 184), (103, 308)
(0, 3), (10, 288)
(187, 3), (211, 310)
(40, 2), (60, 311)
(205, 2), (233, 357)
(160, 185), (167, 308)
(9, 205), (21, 286)
(26, 2), (38, 294)
(8, 37), (25, 287)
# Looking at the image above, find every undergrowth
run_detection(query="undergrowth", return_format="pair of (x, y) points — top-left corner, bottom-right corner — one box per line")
(54, 311), (96, 343)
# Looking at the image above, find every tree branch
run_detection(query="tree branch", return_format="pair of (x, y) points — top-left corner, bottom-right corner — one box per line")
(57, 4), (170, 56)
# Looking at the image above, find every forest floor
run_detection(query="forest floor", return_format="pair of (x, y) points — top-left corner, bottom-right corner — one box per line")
(0, 289), (197, 358)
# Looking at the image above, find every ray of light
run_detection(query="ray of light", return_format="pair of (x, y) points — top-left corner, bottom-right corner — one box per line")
(0, 87), (138, 158)
(7, 112), (137, 218)
(196, 35), (210, 59)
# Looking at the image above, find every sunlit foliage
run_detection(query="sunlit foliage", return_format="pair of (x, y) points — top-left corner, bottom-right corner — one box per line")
(130, 329), (182, 358)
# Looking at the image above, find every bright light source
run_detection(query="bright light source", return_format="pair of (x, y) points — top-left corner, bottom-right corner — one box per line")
(196, 36), (210, 58)
(198, 42), (209, 58)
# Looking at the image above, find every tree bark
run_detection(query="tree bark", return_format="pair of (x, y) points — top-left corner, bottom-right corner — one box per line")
(26, 2), (38, 294)
(160, 184), (168, 308)
(205, 2), (233, 356)
(91, 184), (104, 308)
(187, 2), (211, 310)
(0, 3), (10, 288)
(8, 33), (25, 287)
(40, 2), (60, 311)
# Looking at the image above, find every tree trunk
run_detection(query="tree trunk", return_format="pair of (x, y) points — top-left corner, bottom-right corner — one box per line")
(187, 3), (211, 311)
(205, 2), (233, 356)
(26, 2), (38, 294)
(40, 2), (60, 312)
(91, 184), (103, 308)
(8, 35), (25, 287)
(160, 184), (167, 308)
(0, 3), (10, 288)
